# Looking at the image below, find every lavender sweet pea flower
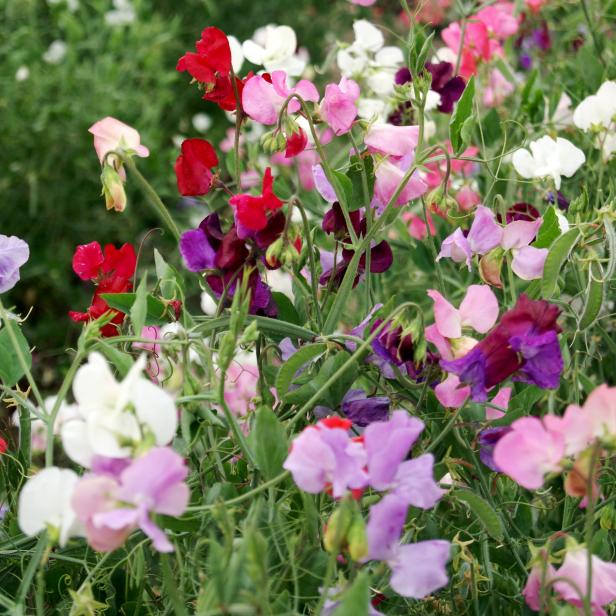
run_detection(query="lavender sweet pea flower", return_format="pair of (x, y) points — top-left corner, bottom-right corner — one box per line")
(342, 389), (390, 427)
(392, 455), (445, 509)
(467, 206), (503, 255)
(366, 493), (408, 560)
(478, 427), (512, 471)
(437, 228), (472, 270)
(364, 411), (424, 490)
(0, 235), (29, 293)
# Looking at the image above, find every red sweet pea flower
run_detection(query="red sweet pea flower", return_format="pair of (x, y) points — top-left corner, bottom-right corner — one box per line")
(229, 168), (283, 232)
(177, 26), (245, 112)
(175, 138), (219, 196)
(285, 127), (308, 158)
(69, 242), (136, 337)
(0, 435), (7, 455)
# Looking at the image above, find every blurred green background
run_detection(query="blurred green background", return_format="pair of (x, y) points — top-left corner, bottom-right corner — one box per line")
(0, 0), (370, 375)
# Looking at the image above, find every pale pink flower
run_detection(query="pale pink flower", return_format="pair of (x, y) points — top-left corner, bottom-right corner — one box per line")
(320, 77), (360, 136)
(349, 0), (376, 4)
(486, 387), (512, 420)
(374, 153), (428, 207)
(365, 124), (419, 157)
(88, 117), (149, 165)
(242, 71), (319, 125)
(403, 211), (435, 240)
(493, 417), (565, 489)
(483, 68), (515, 108)
(434, 374), (471, 408)
(456, 186), (481, 211)
(224, 356), (260, 417)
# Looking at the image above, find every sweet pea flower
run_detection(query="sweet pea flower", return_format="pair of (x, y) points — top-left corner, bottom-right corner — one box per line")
(174, 138), (219, 196)
(349, 0), (376, 4)
(320, 78), (360, 136)
(72, 447), (190, 553)
(374, 153), (428, 207)
(224, 352), (260, 417)
(242, 25), (306, 76)
(0, 235), (29, 293)
(483, 68), (515, 107)
(493, 417), (565, 489)
(364, 124), (419, 157)
(341, 389), (390, 426)
(573, 81), (616, 132)
(60, 353), (178, 468)
(283, 418), (368, 498)
(366, 495), (451, 598)
(18, 467), (82, 546)
(441, 295), (563, 402)
(522, 559), (557, 610)
(426, 285), (499, 355)
(88, 117), (149, 166)
(242, 71), (319, 125)
(512, 136), (585, 189)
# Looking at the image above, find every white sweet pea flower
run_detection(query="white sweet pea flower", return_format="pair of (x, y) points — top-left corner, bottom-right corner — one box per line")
(192, 113), (212, 133)
(357, 97), (387, 121)
(15, 66), (30, 82)
(18, 467), (82, 546)
(242, 25), (306, 76)
(573, 81), (616, 131)
(603, 133), (616, 161)
(266, 269), (295, 301)
(352, 20), (383, 53)
(201, 292), (218, 316)
(60, 352), (177, 467)
(512, 136), (585, 190)
(227, 35), (244, 74)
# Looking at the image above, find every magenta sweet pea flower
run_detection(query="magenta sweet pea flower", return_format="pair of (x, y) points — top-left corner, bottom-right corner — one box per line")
(434, 374), (471, 408)
(242, 71), (319, 125)
(0, 235), (29, 293)
(374, 154), (428, 207)
(320, 77), (360, 136)
(72, 447), (190, 553)
(283, 418), (368, 498)
(522, 559), (557, 611)
(492, 417), (565, 489)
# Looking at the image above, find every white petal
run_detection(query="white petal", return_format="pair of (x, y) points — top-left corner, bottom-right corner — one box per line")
(353, 20), (383, 52)
(264, 25), (297, 62)
(555, 138), (585, 177)
(374, 46), (404, 67)
(242, 39), (266, 65)
(132, 379), (178, 445)
(87, 410), (139, 458)
(227, 35), (244, 73)
(61, 419), (95, 467)
(73, 352), (119, 415)
(18, 467), (80, 546)
(512, 148), (535, 179)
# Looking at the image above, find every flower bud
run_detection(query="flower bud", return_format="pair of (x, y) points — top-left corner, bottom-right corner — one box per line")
(323, 505), (353, 553)
(347, 511), (368, 562)
(265, 238), (284, 268)
(479, 248), (505, 288)
(101, 164), (127, 212)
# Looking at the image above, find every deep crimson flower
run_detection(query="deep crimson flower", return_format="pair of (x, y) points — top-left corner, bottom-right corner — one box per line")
(0, 436), (7, 455)
(229, 168), (283, 232)
(69, 242), (136, 337)
(285, 127), (308, 158)
(174, 138), (219, 196)
(177, 27), (246, 112)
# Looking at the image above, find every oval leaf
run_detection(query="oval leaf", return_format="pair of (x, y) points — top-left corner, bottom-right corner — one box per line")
(452, 489), (504, 541)
(540, 228), (581, 298)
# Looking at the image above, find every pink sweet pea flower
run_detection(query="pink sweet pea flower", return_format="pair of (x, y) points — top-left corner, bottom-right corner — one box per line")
(403, 211), (436, 240)
(223, 357), (260, 417)
(522, 560), (557, 611)
(486, 386), (512, 420)
(320, 77), (360, 136)
(365, 124), (420, 157)
(349, 0), (376, 4)
(428, 285), (499, 339)
(456, 186), (481, 211)
(88, 117), (149, 165)
(437, 227), (472, 269)
(493, 417), (565, 489)
(283, 418), (368, 498)
(434, 374), (471, 408)
(476, 2), (519, 39)
(502, 218), (547, 280)
(467, 206), (504, 254)
(374, 153), (428, 207)
(483, 68), (515, 107)
(553, 547), (616, 614)
(72, 447), (190, 553)
(242, 71), (319, 125)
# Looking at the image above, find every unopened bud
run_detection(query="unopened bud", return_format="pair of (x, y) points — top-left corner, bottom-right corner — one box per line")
(324, 505), (353, 554)
(347, 512), (368, 562)
(101, 165), (127, 212)
(479, 248), (504, 288)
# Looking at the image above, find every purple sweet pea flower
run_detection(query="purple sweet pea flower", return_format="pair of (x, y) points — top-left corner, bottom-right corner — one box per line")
(341, 389), (390, 427)
(0, 235), (29, 293)
(72, 447), (190, 553)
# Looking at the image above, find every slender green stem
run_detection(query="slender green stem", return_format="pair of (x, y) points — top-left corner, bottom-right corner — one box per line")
(122, 155), (181, 241)
(15, 533), (47, 611)
(161, 553), (186, 616)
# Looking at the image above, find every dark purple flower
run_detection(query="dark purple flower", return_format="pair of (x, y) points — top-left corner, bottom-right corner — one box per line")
(341, 389), (390, 426)
(546, 191), (570, 211)
(478, 427), (512, 471)
(532, 23), (552, 51)
(395, 63), (465, 115)
(497, 202), (541, 224)
(441, 295), (563, 401)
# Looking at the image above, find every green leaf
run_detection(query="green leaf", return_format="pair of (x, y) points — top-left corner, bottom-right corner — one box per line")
(272, 292), (301, 325)
(249, 406), (288, 479)
(604, 217), (616, 281)
(449, 76), (475, 154)
(481, 108), (502, 147)
(96, 341), (133, 377)
(331, 170), (354, 210)
(578, 262), (604, 330)
(540, 228), (581, 298)
(100, 292), (169, 326)
(533, 206), (568, 249)
(0, 326), (31, 387)
(154, 248), (183, 299)
(332, 572), (370, 616)
(275, 343), (328, 400)
(131, 273), (148, 336)
(346, 155), (375, 211)
(318, 351), (358, 409)
(452, 489), (504, 541)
